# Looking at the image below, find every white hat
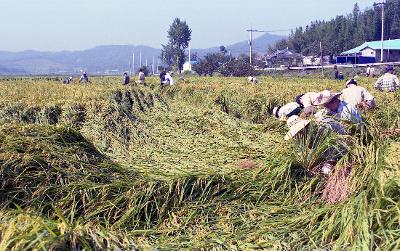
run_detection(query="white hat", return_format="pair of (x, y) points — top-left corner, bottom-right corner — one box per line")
(284, 115), (310, 140)
(313, 90), (341, 106)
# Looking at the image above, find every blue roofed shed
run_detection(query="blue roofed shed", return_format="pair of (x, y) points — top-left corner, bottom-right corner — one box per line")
(337, 39), (400, 64)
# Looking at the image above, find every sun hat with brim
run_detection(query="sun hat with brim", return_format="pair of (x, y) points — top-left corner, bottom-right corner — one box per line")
(313, 90), (342, 106)
(284, 115), (311, 140)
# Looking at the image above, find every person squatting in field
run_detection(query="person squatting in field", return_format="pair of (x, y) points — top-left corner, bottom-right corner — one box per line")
(341, 79), (375, 110)
(284, 114), (351, 174)
(79, 71), (91, 83)
(63, 76), (73, 84)
(247, 76), (258, 84)
(160, 70), (174, 90)
(313, 90), (362, 125)
(280, 90), (364, 175)
(272, 91), (321, 120)
(374, 65), (400, 92)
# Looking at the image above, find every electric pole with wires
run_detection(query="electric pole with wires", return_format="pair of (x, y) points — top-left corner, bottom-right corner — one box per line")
(246, 29), (291, 65)
(374, 0), (386, 62)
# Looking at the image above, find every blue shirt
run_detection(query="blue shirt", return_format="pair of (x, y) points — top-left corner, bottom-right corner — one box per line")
(315, 101), (362, 124)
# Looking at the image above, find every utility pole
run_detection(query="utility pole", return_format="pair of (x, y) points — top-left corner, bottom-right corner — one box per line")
(188, 42), (191, 70)
(248, 30), (253, 65)
(375, 0), (386, 62)
(152, 56), (155, 75)
(139, 49), (142, 67)
(320, 41), (324, 76)
(132, 53), (135, 76)
(246, 29), (291, 65)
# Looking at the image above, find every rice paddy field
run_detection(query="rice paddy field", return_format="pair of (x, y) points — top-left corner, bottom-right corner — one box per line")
(0, 75), (399, 250)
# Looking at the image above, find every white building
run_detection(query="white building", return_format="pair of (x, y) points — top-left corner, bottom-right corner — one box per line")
(183, 61), (198, 72)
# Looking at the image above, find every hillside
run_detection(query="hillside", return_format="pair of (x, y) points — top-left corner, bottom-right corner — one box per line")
(270, 0), (400, 56)
(0, 33), (284, 75)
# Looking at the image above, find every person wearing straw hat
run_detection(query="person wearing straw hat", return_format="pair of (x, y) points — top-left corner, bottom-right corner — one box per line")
(284, 115), (347, 141)
(285, 115), (349, 175)
(284, 115), (311, 141)
(341, 79), (375, 110)
(273, 102), (302, 120)
(314, 90), (362, 124)
(374, 65), (400, 92)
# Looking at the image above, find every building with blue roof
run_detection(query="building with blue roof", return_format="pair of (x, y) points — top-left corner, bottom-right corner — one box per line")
(337, 39), (400, 64)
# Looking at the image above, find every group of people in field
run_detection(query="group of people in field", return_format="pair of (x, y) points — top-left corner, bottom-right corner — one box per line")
(62, 72), (91, 84)
(273, 65), (399, 175)
(120, 68), (174, 89)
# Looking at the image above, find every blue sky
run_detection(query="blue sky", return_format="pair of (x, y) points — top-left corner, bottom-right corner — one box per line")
(1, 0), (377, 51)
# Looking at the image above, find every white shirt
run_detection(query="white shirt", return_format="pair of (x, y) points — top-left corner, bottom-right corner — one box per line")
(300, 92), (320, 107)
(340, 85), (374, 107)
(138, 72), (145, 81)
(165, 73), (174, 85)
(277, 102), (301, 120)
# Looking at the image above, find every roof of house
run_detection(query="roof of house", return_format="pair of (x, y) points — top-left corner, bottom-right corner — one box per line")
(341, 39), (400, 55)
(266, 47), (302, 60)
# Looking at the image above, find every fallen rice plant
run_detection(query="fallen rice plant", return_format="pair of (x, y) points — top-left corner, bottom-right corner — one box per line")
(0, 76), (399, 250)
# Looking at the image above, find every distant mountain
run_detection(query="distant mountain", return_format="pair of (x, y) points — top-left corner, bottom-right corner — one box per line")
(0, 33), (285, 75)
(0, 45), (160, 75)
(193, 33), (285, 57)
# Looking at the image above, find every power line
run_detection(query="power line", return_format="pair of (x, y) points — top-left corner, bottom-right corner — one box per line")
(246, 29), (291, 65)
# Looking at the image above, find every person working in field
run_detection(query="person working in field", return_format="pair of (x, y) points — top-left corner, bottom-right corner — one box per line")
(374, 65), (400, 92)
(341, 79), (375, 110)
(366, 65), (375, 77)
(273, 91), (325, 120)
(314, 90), (362, 125)
(123, 72), (130, 85)
(248, 76), (258, 84)
(138, 68), (145, 84)
(284, 115), (349, 174)
(165, 71), (174, 85)
(273, 102), (302, 120)
(63, 76), (73, 84)
(160, 70), (167, 89)
(295, 91), (321, 115)
(79, 71), (90, 83)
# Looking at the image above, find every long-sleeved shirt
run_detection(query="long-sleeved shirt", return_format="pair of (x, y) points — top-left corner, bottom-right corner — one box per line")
(165, 74), (174, 85)
(315, 101), (362, 125)
(340, 85), (374, 107)
(299, 92), (321, 107)
(374, 73), (400, 92)
(276, 102), (302, 120)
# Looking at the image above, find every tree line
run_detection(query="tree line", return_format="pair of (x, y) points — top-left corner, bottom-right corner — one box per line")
(270, 0), (400, 57)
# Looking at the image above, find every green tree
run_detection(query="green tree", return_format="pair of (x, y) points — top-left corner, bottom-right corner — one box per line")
(160, 18), (192, 72)
(192, 52), (229, 76)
